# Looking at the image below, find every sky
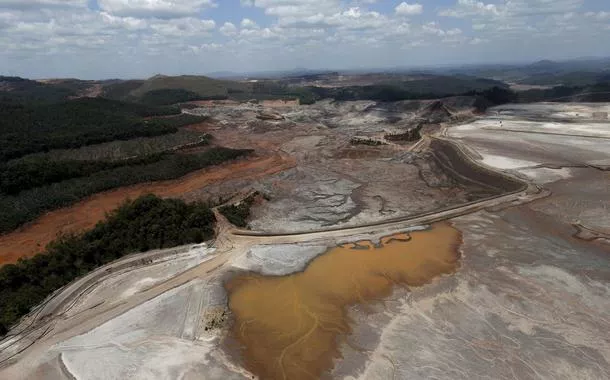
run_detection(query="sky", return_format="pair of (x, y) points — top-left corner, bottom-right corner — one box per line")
(1, 0), (610, 79)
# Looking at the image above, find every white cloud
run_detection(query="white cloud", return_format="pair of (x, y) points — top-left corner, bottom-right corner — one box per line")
(189, 42), (222, 53)
(220, 21), (237, 36)
(395, 2), (423, 16)
(504, 0), (584, 16)
(1, 0), (608, 78)
(422, 22), (446, 36)
(325, 7), (386, 30)
(0, 0), (86, 8)
(469, 37), (487, 45)
(241, 18), (258, 29)
(439, 0), (499, 18)
(100, 11), (148, 31)
(585, 11), (610, 21)
(98, 0), (217, 18)
(440, 0), (584, 19)
(149, 17), (215, 37)
(247, 0), (342, 26)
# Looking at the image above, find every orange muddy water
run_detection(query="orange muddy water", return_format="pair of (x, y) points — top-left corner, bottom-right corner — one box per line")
(226, 222), (462, 380)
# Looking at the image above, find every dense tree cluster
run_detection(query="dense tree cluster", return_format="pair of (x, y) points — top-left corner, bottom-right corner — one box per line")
(139, 89), (207, 105)
(0, 154), (164, 195)
(350, 137), (387, 146)
(0, 194), (216, 336)
(517, 82), (610, 103)
(144, 114), (209, 128)
(0, 76), (75, 103)
(219, 192), (259, 228)
(0, 148), (252, 233)
(0, 98), (182, 160)
(100, 80), (145, 100)
(302, 76), (508, 103)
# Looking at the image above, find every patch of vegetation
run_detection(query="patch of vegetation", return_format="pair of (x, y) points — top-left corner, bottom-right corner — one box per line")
(350, 137), (387, 146)
(130, 75), (248, 99)
(304, 76), (509, 103)
(0, 76), (76, 103)
(22, 130), (209, 162)
(0, 148), (252, 234)
(467, 87), (519, 111)
(385, 129), (421, 142)
(0, 194), (216, 336)
(219, 192), (260, 228)
(139, 89), (206, 105)
(518, 71), (608, 87)
(0, 155), (164, 195)
(517, 82), (610, 103)
(399, 76), (507, 94)
(43, 79), (97, 94)
(466, 80), (610, 106)
(0, 98), (182, 161)
(149, 114), (209, 128)
(100, 80), (145, 101)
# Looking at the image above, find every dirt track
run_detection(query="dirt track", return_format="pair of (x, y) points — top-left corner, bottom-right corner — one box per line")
(0, 154), (295, 265)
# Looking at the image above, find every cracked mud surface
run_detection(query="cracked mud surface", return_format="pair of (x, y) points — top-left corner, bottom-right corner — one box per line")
(187, 99), (490, 232)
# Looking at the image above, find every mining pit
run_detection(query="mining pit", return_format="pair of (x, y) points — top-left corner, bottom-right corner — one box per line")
(1, 101), (609, 380)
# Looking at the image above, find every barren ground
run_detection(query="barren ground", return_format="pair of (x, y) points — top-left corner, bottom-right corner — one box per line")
(0, 101), (608, 380)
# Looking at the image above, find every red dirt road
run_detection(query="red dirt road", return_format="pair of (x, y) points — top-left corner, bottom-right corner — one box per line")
(0, 154), (295, 266)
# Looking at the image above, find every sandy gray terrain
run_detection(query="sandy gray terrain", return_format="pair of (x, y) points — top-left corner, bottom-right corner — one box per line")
(0, 102), (608, 379)
(186, 98), (493, 233)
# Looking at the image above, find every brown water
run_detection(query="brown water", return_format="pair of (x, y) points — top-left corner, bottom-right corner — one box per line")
(226, 222), (462, 380)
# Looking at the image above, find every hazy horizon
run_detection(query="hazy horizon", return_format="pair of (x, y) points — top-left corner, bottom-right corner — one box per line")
(2, 1), (610, 79)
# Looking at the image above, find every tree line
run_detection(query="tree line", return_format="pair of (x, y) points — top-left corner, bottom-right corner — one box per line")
(0, 194), (216, 336)
(0, 148), (252, 234)
(0, 154), (164, 195)
(0, 98), (183, 161)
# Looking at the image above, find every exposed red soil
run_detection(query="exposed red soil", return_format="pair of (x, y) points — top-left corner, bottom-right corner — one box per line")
(0, 154), (295, 266)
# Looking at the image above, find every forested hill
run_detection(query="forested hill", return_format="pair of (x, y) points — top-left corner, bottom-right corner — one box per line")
(0, 98), (183, 161)
(0, 76), (76, 103)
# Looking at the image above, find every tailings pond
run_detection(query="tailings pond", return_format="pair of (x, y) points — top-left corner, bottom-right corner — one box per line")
(226, 222), (462, 379)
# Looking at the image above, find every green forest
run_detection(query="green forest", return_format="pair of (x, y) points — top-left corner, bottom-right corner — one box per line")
(0, 154), (164, 195)
(0, 194), (216, 336)
(0, 98), (185, 161)
(219, 192), (260, 228)
(0, 147), (251, 234)
(139, 89), (212, 105)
